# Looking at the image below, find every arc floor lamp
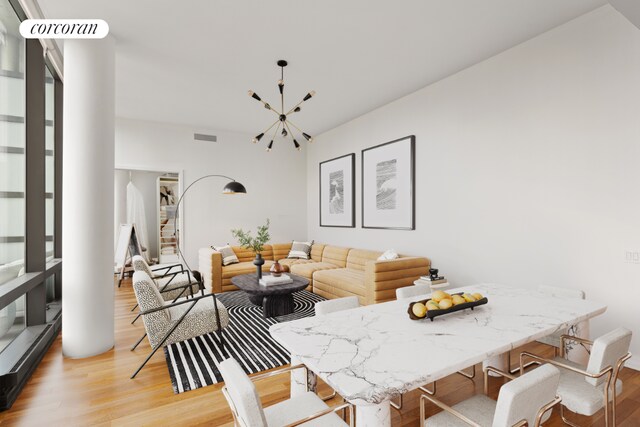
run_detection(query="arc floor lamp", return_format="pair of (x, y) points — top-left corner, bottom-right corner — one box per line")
(173, 174), (247, 276)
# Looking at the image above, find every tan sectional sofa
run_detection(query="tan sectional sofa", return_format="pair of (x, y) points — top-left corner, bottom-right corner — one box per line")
(199, 242), (430, 305)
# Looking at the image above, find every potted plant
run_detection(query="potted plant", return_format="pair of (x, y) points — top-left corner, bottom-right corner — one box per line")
(231, 219), (271, 279)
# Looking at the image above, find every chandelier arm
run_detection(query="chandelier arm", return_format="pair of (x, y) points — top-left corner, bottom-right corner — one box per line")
(284, 121), (296, 140)
(271, 122), (282, 143)
(285, 119), (305, 135)
(261, 118), (280, 136)
(286, 99), (305, 116)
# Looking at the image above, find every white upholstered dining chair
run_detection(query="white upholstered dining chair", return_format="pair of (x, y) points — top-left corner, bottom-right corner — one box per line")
(314, 296), (360, 315)
(219, 357), (354, 427)
(520, 327), (632, 427)
(422, 363), (561, 426)
(396, 283), (430, 300)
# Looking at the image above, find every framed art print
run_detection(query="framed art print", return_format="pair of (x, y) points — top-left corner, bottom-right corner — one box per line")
(362, 135), (415, 230)
(319, 153), (355, 227)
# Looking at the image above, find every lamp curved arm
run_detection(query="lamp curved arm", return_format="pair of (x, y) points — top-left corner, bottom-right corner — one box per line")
(172, 174), (240, 274)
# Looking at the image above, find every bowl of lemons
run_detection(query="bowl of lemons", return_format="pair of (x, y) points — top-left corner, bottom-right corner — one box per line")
(408, 290), (488, 321)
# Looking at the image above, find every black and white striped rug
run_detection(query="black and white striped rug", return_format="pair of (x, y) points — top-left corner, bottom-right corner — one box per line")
(163, 290), (325, 394)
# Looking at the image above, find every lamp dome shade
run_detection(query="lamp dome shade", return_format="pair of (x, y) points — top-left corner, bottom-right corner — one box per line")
(223, 181), (247, 194)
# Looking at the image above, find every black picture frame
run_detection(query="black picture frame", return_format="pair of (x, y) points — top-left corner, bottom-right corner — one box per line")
(319, 153), (356, 228)
(361, 135), (415, 230)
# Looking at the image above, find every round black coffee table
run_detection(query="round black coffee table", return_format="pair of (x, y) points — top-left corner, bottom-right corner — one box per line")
(231, 273), (309, 318)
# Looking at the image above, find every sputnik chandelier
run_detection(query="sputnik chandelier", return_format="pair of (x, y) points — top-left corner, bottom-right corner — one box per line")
(248, 60), (315, 151)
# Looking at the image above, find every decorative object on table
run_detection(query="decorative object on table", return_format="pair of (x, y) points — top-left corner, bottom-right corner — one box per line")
(270, 259), (284, 277)
(415, 270), (448, 289)
(172, 174), (247, 276)
(259, 273), (293, 286)
(211, 244), (239, 266)
(248, 59), (316, 152)
(319, 153), (355, 227)
(362, 135), (415, 230)
(231, 219), (271, 279)
(164, 289), (325, 393)
(287, 240), (313, 259)
(407, 290), (488, 321)
(232, 273), (309, 318)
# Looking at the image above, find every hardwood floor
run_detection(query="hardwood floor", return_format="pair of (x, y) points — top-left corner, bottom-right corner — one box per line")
(0, 279), (638, 426)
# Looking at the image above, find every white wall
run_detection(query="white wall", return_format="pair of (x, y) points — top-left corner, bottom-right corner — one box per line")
(115, 118), (307, 269)
(306, 6), (640, 369)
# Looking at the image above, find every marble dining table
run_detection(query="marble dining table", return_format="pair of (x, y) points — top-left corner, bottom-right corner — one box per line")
(269, 282), (607, 427)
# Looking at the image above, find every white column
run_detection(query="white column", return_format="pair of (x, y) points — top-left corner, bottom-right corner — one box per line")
(62, 37), (116, 358)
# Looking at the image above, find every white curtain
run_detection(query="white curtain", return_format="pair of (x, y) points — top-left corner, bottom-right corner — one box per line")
(126, 182), (150, 262)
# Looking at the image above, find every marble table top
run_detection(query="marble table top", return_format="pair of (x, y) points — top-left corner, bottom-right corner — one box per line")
(269, 283), (607, 405)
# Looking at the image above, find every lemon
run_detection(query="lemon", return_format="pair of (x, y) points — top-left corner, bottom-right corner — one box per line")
(438, 298), (453, 310)
(472, 293), (483, 300)
(463, 293), (476, 303)
(431, 290), (448, 302)
(451, 295), (466, 306)
(426, 301), (440, 311)
(412, 303), (427, 318)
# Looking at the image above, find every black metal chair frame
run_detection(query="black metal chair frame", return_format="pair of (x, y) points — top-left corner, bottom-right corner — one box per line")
(130, 286), (226, 379)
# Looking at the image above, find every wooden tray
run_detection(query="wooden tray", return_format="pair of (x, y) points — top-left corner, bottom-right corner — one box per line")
(407, 292), (488, 321)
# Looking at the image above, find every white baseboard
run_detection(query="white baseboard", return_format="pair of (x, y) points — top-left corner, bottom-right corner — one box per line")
(625, 354), (640, 371)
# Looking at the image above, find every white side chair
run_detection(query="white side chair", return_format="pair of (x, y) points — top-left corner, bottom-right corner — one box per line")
(315, 296), (360, 315)
(219, 357), (353, 427)
(422, 363), (561, 427)
(396, 283), (430, 300)
(521, 327), (632, 427)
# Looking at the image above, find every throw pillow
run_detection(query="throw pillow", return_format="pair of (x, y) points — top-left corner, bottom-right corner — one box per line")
(377, 249), (399, 261)
(287, 240), (313, 259)
(212, 244), (239, 266)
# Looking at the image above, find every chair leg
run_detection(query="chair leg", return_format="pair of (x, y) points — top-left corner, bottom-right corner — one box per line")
(390, 394), (403, 411)
(560, 405), (582, 427)
(131, 343), (163, 379)
(419, 382), (436, 396)
(131, 313), (141, 325)
(319, 390), (337, 401)
(457, 364), (475, 380)
(130, 303), (138, 312)
(131, 333), (147, 351)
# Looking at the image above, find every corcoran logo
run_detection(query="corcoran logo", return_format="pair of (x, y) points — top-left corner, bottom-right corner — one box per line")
(19, 19), (109, 39)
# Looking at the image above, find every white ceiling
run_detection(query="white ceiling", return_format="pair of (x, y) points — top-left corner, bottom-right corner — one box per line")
(38, 0), (607, 136)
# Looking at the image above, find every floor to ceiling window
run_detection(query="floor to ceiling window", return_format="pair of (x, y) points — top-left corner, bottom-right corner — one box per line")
(0, 0), (26, 354)
(0, 0), (63, 409)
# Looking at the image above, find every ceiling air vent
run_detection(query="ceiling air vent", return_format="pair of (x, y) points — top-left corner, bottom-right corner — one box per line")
(194, 133), (217, 142)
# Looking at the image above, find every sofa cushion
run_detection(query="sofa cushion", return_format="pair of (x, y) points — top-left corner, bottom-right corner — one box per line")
(231, 245), (274, 262)
(222, 261), (274, 279)
(278, 258), (315, 269)
(290, 262), (339, 281)
(271, 243), (292, 261)
(310, 243), (326, 262)
(313, 268), (366, 296)
(346, 249), (383, 271)
(288, 241), (313, 259)
(212, 244), (239, 266)
(321, 246), (350, 268)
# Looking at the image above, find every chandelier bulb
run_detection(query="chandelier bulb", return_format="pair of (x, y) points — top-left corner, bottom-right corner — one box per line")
(264, 103), (271, 110)
(294, 106), (301, 113)
(277, 79), (284, 86)
(267, 140), (274, 151)
(248, 90), (262, 101)
(252, 133), (264, 144)
(293, 139), (300, 150)
(303, 91), (316, 102)
(302, 132), (312, 141)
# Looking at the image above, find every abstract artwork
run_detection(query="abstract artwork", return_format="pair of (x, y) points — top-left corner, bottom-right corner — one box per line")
(362, 136), (415, 230)
(320, 153), (355, 227)
(329, 170), (344, 214)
